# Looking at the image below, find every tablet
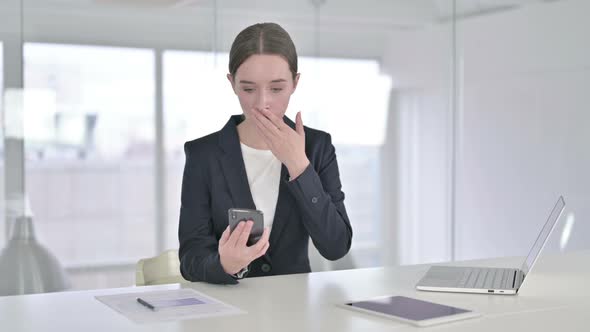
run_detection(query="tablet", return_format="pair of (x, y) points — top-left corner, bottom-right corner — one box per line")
(341, 295), (481, 327)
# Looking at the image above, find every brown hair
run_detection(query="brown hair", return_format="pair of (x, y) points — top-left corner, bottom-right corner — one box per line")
(229, 23), (298, 80)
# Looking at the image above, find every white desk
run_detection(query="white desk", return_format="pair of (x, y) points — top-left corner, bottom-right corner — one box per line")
(1, 250), (588, 331)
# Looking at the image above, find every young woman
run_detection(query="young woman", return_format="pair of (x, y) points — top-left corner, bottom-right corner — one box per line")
(178, 22), (352, 284)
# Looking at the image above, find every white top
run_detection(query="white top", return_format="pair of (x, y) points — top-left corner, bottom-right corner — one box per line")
(240, 142), (281, 230)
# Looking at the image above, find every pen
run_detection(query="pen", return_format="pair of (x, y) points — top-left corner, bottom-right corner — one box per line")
(136, 297), (156, 311)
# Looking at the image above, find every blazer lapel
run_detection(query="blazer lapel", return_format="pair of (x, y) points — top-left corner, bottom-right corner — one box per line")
(218, 115), (256, 210)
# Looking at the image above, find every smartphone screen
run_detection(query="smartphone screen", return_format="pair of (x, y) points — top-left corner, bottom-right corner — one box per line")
(228, 208), (264, 245)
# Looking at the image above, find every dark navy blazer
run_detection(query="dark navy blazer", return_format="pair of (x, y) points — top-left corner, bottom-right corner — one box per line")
(178, 115), (353, 284)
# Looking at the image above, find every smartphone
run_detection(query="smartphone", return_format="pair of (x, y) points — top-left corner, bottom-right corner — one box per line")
(227, 208), (264, 246)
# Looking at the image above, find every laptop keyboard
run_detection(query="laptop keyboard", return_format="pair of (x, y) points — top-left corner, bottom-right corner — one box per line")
(456, 268), (516, 289)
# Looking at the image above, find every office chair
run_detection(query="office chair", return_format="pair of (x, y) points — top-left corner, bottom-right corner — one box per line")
(135, 249), (189, 286)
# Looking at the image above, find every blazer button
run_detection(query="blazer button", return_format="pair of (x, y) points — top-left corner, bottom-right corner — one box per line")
(261, 263), (271, 273)
(311, 197), (318, 204)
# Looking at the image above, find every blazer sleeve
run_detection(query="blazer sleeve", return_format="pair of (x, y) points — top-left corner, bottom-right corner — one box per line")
(286, 133), (353, 260)
(178, 142), (238, 284)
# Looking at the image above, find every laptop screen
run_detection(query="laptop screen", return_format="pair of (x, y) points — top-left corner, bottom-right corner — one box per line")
(520, 196), (566, 276)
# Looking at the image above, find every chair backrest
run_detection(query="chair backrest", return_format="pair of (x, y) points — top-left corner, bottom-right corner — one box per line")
(135, 249), (188, 286)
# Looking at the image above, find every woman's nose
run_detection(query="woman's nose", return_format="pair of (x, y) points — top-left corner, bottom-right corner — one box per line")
(254, 91), (270, 110)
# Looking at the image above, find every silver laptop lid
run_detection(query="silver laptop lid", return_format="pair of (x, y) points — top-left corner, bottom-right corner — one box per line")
(520, 196), (566, 276)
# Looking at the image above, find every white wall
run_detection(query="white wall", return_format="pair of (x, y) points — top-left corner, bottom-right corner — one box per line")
(455, 0), (590, 260)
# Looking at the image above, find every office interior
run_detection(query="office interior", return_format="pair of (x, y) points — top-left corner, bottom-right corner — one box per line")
(0, 0), (588, 295)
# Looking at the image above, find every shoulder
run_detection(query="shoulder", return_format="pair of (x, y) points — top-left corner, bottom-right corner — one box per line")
(303, 125), (332, 145)
(184, 131), (220, 157)
(182, 131), (221, 181)
(302, 125), (336, 163)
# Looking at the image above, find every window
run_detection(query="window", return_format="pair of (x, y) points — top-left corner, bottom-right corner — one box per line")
(23, 43), (156, 269)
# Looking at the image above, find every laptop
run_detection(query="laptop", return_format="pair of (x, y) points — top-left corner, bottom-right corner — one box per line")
(416, 196), (566, 295)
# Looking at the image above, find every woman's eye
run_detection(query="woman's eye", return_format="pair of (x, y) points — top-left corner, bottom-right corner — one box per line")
(271, 88), (283, 93)
(243, 88), (254, 93)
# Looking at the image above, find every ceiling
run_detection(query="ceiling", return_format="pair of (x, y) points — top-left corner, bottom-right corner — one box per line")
(23, 0), (557, 27)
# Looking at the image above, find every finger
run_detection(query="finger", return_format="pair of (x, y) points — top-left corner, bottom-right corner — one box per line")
(254, 110), (282, 137)
(252, 114), (275, 141)
(296, 111), (304, 136)
(252, 114), (277, 147)
(254, 242), (270, 259)
(254, 112), (281, 139)
(227, 221), (246, 247)
(219, 225), (230, 247)
(261, 108), (288, 131)
(236, 220), (254, 248)
(252, 227), (270, 252)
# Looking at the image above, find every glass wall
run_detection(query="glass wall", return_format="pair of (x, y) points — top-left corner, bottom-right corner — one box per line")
(23, 43), (156, 268)
(1, 0), (587, 294)
(0, 0), (463, 292)
(0, 42), (4, 248)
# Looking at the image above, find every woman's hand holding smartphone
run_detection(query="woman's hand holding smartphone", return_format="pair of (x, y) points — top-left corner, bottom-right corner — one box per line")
(218, 209), (270, 275)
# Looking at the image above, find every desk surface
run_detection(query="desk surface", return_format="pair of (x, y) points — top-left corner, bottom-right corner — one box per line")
(1, 250), (589, 331)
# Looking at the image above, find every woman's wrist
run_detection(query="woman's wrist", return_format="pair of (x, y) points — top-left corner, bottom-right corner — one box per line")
(220, 255), (241, 275)
(287, 157), (310, 180)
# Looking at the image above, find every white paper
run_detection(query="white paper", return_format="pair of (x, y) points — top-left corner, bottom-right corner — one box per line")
(95, 288), (245, 324)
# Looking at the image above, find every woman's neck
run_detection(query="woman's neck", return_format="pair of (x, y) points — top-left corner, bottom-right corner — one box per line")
(237, 119), (269, 150)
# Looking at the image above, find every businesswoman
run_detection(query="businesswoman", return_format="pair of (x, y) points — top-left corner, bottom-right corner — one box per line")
(178, 22), (352, 284)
